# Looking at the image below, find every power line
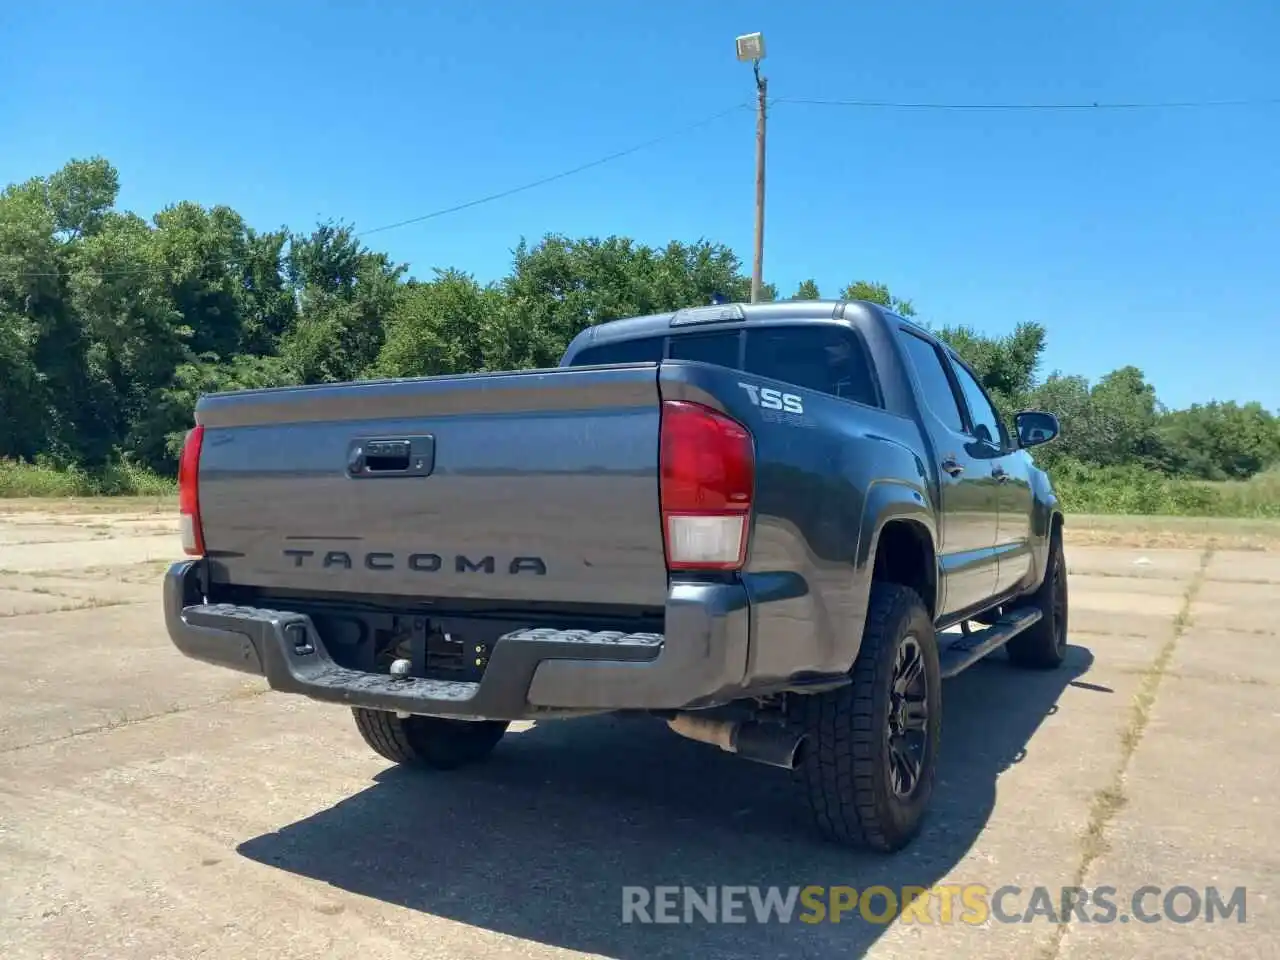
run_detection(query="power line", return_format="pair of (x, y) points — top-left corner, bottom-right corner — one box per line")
(5, 92), (1277, 283)
(5, 101), (751, 281)
(357, 102), (751, 238)
(774, 95), (1280, 111)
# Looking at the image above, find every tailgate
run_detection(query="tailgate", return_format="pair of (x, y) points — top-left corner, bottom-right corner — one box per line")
(194, 365), (668, 608)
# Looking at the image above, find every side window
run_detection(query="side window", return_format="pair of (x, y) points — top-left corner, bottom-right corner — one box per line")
(950, 359), (1003, 447)
(668, 332), (739, 367)
(569, 336), (664, 366)
(743, 326), (879, 406)
(897, 331), (965, 432)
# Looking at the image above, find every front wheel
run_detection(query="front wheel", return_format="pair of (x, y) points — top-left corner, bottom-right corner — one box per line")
(352, 708), (508, 770)
(793, 582), (943, 852)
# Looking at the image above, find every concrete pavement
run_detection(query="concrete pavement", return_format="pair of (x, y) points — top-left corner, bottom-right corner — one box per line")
(0, 510), (1274, 958)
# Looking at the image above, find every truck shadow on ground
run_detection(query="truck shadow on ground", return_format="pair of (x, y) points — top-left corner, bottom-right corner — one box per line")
(238, 642), (1096, 959)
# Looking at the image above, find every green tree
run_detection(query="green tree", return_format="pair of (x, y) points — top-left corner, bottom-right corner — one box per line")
(499, 234), (767, 369)
(280, 222), (405, 383)
(0, 179), (58, 458)
(66, 209), (190, 465)
(1026, 373), (1093, 466)
(153, 201), (253, 360)
(146, 355), (296, 469)
(375, 269), (502, 378)
(792, 278), (821, 300)
(1087, 365), (1164, 468)
(45, 156), (119, 240)
(935, 322), (1047, 423)
(0, 159), (126, 464)
(1158, 401), (1280, 480)
(5, 153), (1280, 491)
(841, 280), (915, 317)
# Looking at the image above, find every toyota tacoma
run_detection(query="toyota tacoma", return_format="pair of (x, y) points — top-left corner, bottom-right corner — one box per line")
(164, 299), (1067, 852)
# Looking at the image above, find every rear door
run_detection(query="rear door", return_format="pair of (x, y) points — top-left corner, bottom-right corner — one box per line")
(895, 329), (1000, 617)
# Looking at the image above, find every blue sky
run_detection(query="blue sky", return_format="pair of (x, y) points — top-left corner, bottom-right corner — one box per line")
(4, 1), (1277, 411)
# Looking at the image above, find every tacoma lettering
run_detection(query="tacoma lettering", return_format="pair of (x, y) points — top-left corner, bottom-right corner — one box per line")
(282, 549), (546, 576)
(456, 555), (495, 574)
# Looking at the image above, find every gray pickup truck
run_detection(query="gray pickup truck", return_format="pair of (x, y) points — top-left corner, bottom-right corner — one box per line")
(164, 299), (1066, 852)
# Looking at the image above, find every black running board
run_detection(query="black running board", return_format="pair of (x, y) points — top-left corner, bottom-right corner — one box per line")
(937, 607), (1043, 679)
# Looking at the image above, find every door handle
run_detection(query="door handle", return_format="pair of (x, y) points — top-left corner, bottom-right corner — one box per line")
(940, 458), (964, 478)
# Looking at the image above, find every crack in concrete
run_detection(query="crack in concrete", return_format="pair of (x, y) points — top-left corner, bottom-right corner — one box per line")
(1038, 545), (1215, 960)
(0, 598), (144, 618)
(0, 535), (117, 545)
(1113, 665), (1275, 687)
(4, 583), (110, 600)
(0, 686), (267, 756)
(0, 561), (171, 579)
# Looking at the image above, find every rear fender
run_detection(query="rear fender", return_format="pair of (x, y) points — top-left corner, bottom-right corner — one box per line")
(839, 481), (940, 669)
(854, 480), (938, 574)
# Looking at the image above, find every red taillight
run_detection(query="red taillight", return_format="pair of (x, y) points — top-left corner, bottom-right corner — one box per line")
(178, 425), (205, 557)
(659, 400), (755, 571)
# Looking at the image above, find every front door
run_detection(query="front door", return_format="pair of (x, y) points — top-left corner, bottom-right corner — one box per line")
(993, 452), (1035, 593)
(948, 357), (1034, 596)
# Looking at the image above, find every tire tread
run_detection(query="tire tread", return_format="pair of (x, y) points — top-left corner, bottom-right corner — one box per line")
(352, 708), (507, 769)
(794, 582), (939, 852)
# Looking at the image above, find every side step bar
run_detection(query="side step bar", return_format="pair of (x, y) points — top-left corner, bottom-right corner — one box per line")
(937, 607), (1043, 679)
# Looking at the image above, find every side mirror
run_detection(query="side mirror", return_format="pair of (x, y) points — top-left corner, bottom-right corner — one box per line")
(1015, 410), (1060, 449)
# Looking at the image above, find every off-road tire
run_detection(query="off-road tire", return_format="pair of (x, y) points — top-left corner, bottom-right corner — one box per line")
(793, 582), (942, 852)
(352, 708), (509, 770)
(1006, 527), (1068, 670)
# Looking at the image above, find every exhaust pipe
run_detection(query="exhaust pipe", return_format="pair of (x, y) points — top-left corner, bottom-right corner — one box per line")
(667, 713), (806, 770)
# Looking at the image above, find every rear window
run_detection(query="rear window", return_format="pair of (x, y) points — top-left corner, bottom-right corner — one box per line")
(745, 326), (879, 407)
(568, 324), (879, 407)
(569, 337), (664, 366)
(669, 332), (739, 366)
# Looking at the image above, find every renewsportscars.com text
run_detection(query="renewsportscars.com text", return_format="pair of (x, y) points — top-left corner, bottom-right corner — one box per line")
(620, 884), (1248, 925)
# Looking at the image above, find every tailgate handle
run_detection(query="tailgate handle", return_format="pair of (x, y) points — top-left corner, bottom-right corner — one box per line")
(347, 436), (435, 479)
(365, 442), (410, 472)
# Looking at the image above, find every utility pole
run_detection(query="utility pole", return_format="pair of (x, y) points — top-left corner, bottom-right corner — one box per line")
(752, 64), (767, 304)
(736, 33), (768, 303)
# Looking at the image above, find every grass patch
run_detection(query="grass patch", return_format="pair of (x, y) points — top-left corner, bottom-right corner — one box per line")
(1205, 466), (1280, 517)
(1051, 461), (1280, 518)
(0, 458), (176, 498)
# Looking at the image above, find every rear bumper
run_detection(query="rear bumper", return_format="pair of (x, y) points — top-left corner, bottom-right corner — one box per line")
(163, 561), (752, 721)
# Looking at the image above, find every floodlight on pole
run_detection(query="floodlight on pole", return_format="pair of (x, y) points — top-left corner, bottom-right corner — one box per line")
(735, 32), (765, 63)
(736, 32), (767, 304)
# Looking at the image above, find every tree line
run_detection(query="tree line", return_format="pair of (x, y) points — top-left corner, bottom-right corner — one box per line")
(2, 156), (1277, 484)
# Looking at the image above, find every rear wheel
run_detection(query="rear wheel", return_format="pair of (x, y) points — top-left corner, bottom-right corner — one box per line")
(352, 708), (508, 770)
(1006, 528), (1068, 670)
(793, 582), (942, 852)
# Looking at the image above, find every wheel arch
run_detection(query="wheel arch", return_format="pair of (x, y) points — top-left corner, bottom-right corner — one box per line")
(870, 519), (938, 621)
(855, 481), (940, 621)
